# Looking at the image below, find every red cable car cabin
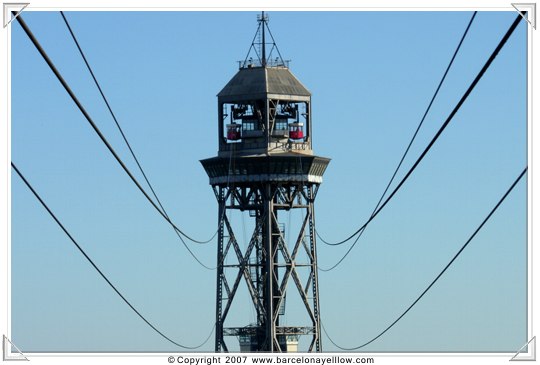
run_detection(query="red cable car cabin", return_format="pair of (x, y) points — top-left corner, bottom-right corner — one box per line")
(289, 122), (304, 140)
(226, 123), (241, 141)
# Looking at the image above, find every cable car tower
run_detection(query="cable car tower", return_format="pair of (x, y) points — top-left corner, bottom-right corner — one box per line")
(201, 12), (330, 352)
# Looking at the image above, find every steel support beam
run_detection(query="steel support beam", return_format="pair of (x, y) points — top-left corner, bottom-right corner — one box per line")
(212, 182), (322, 352)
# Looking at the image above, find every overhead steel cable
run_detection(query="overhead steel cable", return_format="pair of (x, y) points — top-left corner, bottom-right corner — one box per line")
(317, 11), (477, 247)
(319, 12), (523, 272)
(322, 167), (527, 350)
(59, 11), (218, 245)
(11, 161), (216, 350)
(13, 13), (214, 270)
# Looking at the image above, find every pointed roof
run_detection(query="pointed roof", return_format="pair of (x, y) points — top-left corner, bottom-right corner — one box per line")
(217, 66), (311, 103)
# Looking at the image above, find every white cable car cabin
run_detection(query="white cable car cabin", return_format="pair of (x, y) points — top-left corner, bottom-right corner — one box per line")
(289, 122), (304, 140)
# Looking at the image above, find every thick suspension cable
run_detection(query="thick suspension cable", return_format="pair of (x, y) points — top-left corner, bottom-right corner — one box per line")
(319, 12), (523, 271)
(323, 167), (527, 350)
(11, 161), (216, 350)
(318, 11), (477, 247)
(59, 11), (218, 245)
(13, 13), (214, 269)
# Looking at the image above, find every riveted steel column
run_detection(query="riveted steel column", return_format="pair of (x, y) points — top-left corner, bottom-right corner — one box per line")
(215, 186), (225, 352)
(264, 183), (274, 352)
(308, 185), (322, 352)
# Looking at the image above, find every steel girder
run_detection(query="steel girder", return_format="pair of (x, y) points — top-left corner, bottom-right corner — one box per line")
(213, 183), (322, 352)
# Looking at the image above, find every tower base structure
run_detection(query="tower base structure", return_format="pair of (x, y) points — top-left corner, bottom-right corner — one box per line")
(201, 155), (329, 352)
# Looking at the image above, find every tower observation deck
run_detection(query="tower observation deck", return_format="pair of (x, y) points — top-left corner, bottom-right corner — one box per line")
(201, 12), (330, 352)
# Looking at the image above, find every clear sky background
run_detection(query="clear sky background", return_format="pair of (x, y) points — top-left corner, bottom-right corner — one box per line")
(9, 9), (528, 353)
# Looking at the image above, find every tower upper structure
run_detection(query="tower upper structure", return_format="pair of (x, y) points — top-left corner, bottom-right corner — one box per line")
(216, 12), (314, 159)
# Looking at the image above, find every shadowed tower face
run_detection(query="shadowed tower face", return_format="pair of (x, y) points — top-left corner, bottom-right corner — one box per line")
(201, 13), (330, 353)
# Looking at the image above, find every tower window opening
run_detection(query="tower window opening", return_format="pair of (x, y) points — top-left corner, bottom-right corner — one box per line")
(300, 103), (308, 123)
(280, 103), (298, 119)
(275, 118), (288, 131)
(227, 103), (265, 139)
(272, 116), (289, 138)
(243, 120), (258, 131)
(242, 119), (264, 138)
(232, 104), (248, 119)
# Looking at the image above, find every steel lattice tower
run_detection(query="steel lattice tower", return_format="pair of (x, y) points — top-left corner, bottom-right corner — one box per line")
(201, 13), (330, 352)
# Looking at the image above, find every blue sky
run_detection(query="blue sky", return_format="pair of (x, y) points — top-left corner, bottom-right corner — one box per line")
(9, 10), (528, 353)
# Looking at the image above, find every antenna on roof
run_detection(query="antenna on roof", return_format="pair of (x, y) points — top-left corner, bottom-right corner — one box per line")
(240, 12), (288, 69)
(258, 11), (268, 66)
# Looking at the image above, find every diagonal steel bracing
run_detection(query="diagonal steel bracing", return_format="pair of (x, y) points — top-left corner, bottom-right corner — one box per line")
(213, 183), (322, 352)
